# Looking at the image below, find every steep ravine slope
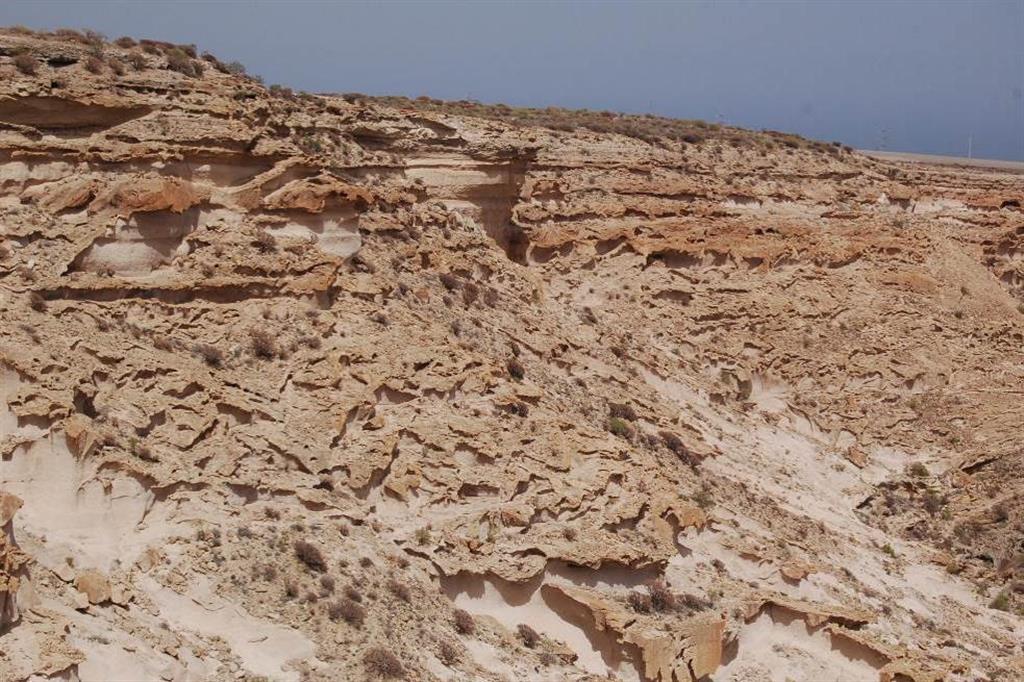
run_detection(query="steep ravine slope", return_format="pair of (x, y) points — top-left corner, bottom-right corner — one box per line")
(0, 29), (1023, 682)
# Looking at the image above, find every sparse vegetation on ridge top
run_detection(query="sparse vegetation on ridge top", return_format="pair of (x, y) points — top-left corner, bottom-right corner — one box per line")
(347, 93), (852, 152)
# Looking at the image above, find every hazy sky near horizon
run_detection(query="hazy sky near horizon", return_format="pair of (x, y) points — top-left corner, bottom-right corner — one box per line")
(3, 0), (1022, 160)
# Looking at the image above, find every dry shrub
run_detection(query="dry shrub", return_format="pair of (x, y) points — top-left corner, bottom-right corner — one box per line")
(437, 639), (460, 666)
(678, 592), (713, 612)
(608, 403), (637, 421)
(193, 343), (224, 368)
(439, 272), (460, 291)
(506, 358), (525, 380)
(517, 623), (540, 648)
(387, 578), (411, 602)
(254, 230), (277, 252)
(647, 579), (675, 612)
(662, 431), (703, 467)
(126, 51), (147, 70)
(108, 59), (125, 76)
(249, 328), (278, 359)
(627, 591), (652, 613)
(165, 48), (195, 75)
(84, 56), (104, 74)
(293, 540), (326, 572)
(13, 52), (37, 75)
(453, 608), (475, 635)
(28, 292), (47, 312)
(363, 647), (404, 678)
(113, 36), (136, 48)
(907, 462), (929, 478)
(83, 29), (105, 48)
(328, 598), (365, 627)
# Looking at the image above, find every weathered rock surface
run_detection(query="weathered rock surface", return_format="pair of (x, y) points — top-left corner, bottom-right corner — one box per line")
(0, 27), (1022, 682)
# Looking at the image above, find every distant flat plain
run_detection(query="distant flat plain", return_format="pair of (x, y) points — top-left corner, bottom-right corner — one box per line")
(861, 149), (1024, 173)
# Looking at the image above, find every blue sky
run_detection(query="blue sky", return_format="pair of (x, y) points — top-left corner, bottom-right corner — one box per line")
(3, 0), (1022, 160)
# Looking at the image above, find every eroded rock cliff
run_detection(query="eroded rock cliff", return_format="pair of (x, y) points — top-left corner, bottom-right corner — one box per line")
(0, 28), (1022, 682)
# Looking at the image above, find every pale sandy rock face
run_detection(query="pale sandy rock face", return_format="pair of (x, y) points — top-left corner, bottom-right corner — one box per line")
(1, 27), (1023, 682)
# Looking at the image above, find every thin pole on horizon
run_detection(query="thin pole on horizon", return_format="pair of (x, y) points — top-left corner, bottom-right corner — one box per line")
(968, 134), (973, 159)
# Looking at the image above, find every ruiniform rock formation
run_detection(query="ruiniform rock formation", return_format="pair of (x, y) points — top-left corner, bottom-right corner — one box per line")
(0, 27), (1022, 682)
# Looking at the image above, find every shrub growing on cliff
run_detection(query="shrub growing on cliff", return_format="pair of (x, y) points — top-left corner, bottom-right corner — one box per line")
(387, 578), (411, 603)
(294, 540), (327, 572)
(126, 51), (147, 70)
(437, 640), (460, 666)
(165, 48), (195, 76)
(453, 608), (475, 635)
(249, 329), (278, 360)
(607, 417), (634, 439)
(193, 343), (224, 368)
(907, 462), (929, 478)
(609, 403), (637, 421)
(13, 52), (37, 75)
(679, 592), (713, 612)
(506, 358), (525, 380)
(84, 56), (105, 74)
(28, 292), (47, 312)
(254, 230), (277, 253)
(627, 591), (652, 613)
(363, 647), (404, 678)
(647, 579), (676, 612)
(329, 598), (365, 626)
(439, 272), (460, 291)
(989, 589), (1010, 612)
(319, 575), (335, 594)
(517, 623), (540, 648)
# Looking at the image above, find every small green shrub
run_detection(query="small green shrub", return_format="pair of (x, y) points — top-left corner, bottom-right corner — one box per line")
(989, 590), (1010, 612)
(607, 417), (634, 439)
